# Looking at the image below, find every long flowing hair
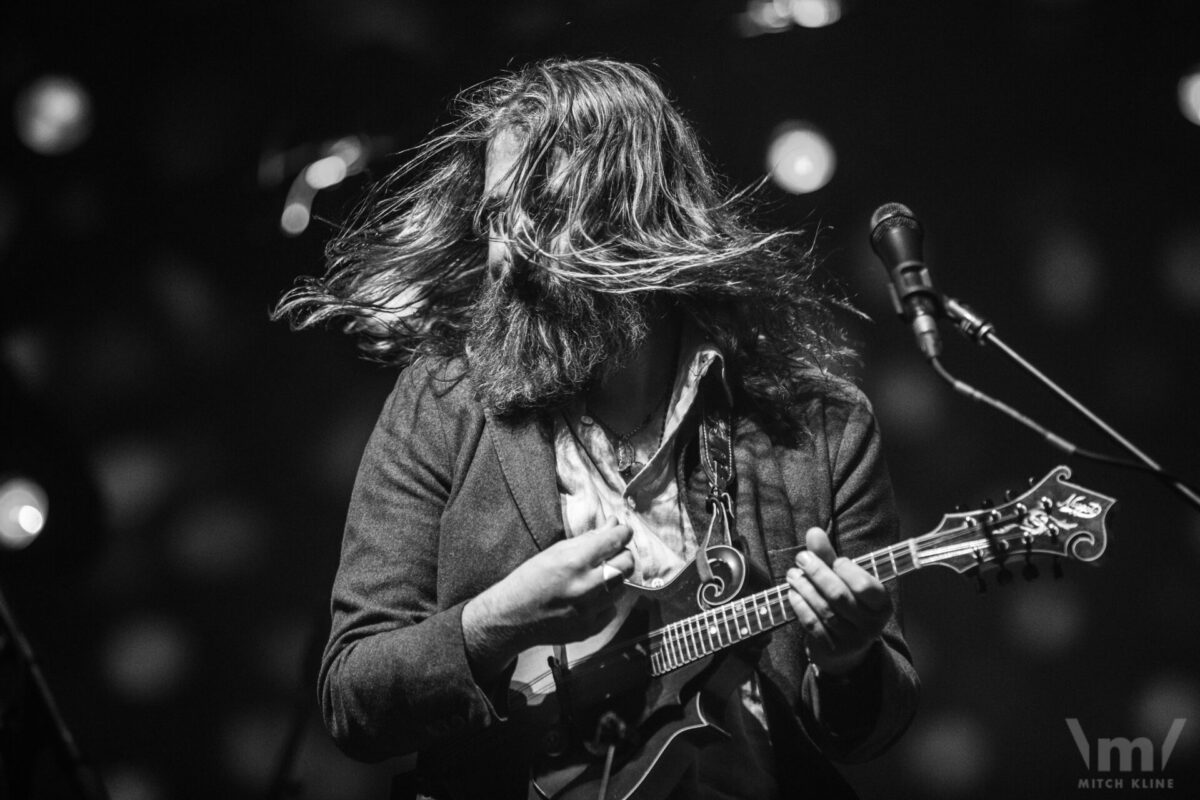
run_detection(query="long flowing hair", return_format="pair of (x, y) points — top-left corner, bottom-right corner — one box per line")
(274, 58), (857, 436)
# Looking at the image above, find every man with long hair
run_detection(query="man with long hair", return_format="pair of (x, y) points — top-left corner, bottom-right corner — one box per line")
(277, 58), (918, 799)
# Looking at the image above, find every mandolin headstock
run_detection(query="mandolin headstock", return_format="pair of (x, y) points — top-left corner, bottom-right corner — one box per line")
(914, 466), (1116, 578)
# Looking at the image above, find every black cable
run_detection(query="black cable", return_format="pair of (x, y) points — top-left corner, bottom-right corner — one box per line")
(928, 357), (1200, 492)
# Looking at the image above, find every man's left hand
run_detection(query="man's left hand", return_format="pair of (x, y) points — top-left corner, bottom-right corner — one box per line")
(786, 526), (892, 676)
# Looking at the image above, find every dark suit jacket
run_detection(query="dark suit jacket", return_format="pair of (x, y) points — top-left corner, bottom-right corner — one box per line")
(318, 358), (919, 798)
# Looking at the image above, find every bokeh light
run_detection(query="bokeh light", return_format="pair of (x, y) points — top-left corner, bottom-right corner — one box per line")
(902, 711), (992, 793)
(0, 328), (52, 393)
(92, 438), (180, 531)
(1001, 580), (1085, 657)
(280, 201), (311, 236)
(102, 615), (193, 702)
(790, 0), (842, 28)
(105, 765), (166, 800)
(305, 155), (348, 190)
(1134, 674), (1200, 755)
(869, 358), (948, 444)
(14, 75), (94, 156)
(222, 708), (288, 788)
(165, 495), (270, 580)
(1028, 226), (1103, 322)
(1160, 219), (1200, 310)
(1179, 68), (1200, 126)
(0, 476), (49, 550)
(737, 0), (843, 35)
(766, 122), (836, 194)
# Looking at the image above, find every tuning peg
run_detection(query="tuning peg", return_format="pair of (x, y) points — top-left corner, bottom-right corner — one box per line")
(1027, 475), (1037, 487)
(1003, 489), (1015, 502)
(980, 498), (994, 510)
(1022, 561), (1039, 581)
(954, 504), (966, 513)
(1052, 559), (1064, 580)
(996, 566), (1013, 586)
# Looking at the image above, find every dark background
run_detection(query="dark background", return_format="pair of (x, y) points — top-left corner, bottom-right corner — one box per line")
(3, 1), (1199, 798)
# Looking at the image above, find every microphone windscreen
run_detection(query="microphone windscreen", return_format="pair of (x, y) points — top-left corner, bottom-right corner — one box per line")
(870, 203), (919, 245)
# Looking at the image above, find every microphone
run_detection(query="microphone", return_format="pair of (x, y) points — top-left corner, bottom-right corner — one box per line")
(870, 203), (944, 360)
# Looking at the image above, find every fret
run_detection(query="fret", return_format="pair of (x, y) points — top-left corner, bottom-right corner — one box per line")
(703, 610), (721, 651)
(868, 550), (880, 580)
(778, 587), (794, 621)
(677, 623), (692, 662)
(721, 603), (735, 643)
(690, 616), (707, 658)
(735, 599), (751, 638)
(764, 590), (777, 626)
(907, 539), (921, 569)
(888, 546), (899, 577)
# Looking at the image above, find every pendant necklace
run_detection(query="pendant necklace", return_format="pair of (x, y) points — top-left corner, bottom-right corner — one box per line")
(588, 385), (671, 477)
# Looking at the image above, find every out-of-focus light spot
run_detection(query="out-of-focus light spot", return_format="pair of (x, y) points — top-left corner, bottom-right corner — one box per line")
(105, 765), (165, 800)
(1002, 580), (1085, 657)
(753, 0), (792, 29)
(736, 0), (792, 36)
(103, 616), (192, 701)
(0, 329), (51, 393)
(1160, 221), (1200, 310)
(737, 0), (844, 35)
(14, 75), (93, 156)
(903, 712), (991, 793)
(767, 123), (836, 194)
(1028, 226), (1103, 322)
(0, 477), (49, 550)
(330, 136), (365, 170)
(92, 438), (180, 531)
(304, 155), (348, 190)
(222, 709), (288, 788)
(1179, 69), (1200, 127)
(1134, 674), (1200, 754)
(148, 253), (223, 347)
(166, 496), (269, 580)
(790, 0), (841, 28)
(870, 358), (948, 444)
(281, 201), (311, 236)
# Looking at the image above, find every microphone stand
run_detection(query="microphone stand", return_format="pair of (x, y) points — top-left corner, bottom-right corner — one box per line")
(939, 295), (1200, 514)
(0, 582), (109, 800)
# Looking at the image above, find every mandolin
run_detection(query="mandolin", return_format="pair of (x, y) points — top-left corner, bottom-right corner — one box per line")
(507, 465), (1116, 800)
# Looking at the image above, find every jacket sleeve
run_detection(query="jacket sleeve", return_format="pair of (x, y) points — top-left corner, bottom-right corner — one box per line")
(317, 362), (501, 761)
(797, 389), (920, 762)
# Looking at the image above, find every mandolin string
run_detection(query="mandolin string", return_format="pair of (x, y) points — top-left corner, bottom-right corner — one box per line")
(647, 508), (1057, 658)
(545, 506), (1081, 679)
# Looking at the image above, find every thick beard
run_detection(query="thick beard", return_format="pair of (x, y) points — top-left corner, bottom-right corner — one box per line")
(465, 264), (650, 418)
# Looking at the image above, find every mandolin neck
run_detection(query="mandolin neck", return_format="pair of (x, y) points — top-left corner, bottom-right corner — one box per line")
(646, 543), (915, 676)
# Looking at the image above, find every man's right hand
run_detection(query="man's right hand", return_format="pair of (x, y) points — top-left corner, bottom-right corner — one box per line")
(462, 519), (636, 680)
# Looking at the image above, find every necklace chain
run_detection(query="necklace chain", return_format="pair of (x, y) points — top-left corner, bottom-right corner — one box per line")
(588, 384), (672, 475)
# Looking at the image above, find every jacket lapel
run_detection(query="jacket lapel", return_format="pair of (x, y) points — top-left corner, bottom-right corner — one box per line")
(486, 410), (565, 552)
